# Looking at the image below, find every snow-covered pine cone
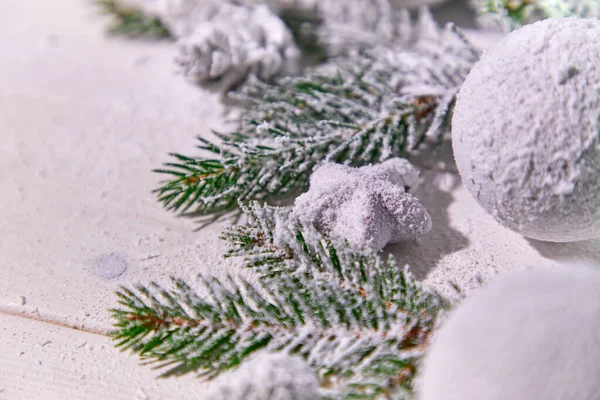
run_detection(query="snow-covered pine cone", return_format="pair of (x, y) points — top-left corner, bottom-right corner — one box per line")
(119, 0), (450, 58)
(175, 3), (300, 93)
(205, 351), (319, 400)
(116, 0), (285, 37)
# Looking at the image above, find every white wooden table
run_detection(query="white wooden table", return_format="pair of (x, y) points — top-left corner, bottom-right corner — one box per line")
(2, 1), (599, 398)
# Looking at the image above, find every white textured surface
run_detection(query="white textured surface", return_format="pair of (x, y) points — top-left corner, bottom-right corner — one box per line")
(0, 0), (253, 333)
(453, 18), (600, 242)
(420, 263), (600, 400)
(0, 313), (204, 400)
(2, 0), (600, 398)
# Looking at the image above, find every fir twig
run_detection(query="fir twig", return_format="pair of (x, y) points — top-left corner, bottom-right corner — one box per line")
(95, 0), (172, 38)
(472, 0), (600, 31)
(154, 35), (476, 216)
(112, 202), (446, 398)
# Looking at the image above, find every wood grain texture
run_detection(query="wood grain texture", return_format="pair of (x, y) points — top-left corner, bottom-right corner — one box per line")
(0, 313), (214, 400)
(0, 0), (250, 331)
(2, 0), (598, 333)
(2, 1), (600, 398)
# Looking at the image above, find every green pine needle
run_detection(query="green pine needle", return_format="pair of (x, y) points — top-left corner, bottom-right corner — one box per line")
(154, 53), (455, 216)
(95, 0), (172, 38)
(111, 203), (446, 398)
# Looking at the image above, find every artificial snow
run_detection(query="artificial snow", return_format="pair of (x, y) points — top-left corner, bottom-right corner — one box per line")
(291, 159), (431, 251)
(204, 351), (319, 400)
(93, 253), (127, 279)
(452, 18), (600, 242)
(419, 262), (600, 400)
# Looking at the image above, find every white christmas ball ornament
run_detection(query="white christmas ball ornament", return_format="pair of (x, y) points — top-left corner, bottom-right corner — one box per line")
(452, 18), (600, 242)
(420, 263), (600, 400)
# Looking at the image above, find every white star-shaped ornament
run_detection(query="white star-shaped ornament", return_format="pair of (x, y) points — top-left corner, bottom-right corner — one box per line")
(291, 158), (432, 251)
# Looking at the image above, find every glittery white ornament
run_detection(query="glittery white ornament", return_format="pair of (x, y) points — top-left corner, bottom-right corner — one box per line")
(452, 18), (600, 242)
(291, 159), (432, 251)
(420, 263), (600, 400)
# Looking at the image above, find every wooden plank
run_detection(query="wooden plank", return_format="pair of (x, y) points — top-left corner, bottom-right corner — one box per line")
(0, 313), (211, 400)
(2, 0), (598, 337)
(0, 0), (252, 332)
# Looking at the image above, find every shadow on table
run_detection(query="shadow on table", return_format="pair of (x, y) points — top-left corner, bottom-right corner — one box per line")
(526, 237), (600, 266)
(384, 171), (470, 281)
(431, 0), (478, 29)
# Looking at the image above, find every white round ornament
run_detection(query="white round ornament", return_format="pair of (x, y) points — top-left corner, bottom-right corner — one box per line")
(420, 263), (600, 400)
(452, 18), (600, 242)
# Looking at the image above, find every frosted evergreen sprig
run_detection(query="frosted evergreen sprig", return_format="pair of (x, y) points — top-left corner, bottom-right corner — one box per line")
(154, 22), (479, 216)
(95, 0), (172, 38)
(95, 0), (428, 55)
(277, 0), (432, 57)
(153, 68), (429, 215)
(223, 202), (446, 314)
(112, 202), (445, 398)
(471, 0), (600, 31)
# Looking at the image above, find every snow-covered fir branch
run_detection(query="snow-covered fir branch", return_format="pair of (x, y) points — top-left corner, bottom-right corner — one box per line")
(470, 0), (600, 31)
(98, 0), (444, 47)
(112, 202), (445, 399)
(95, 0), (172, 38)
(154, 17), (479, 216)
(97, 0), (302, 92)
(269, 0), (441, 57)
(97, 1), (468, 92)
